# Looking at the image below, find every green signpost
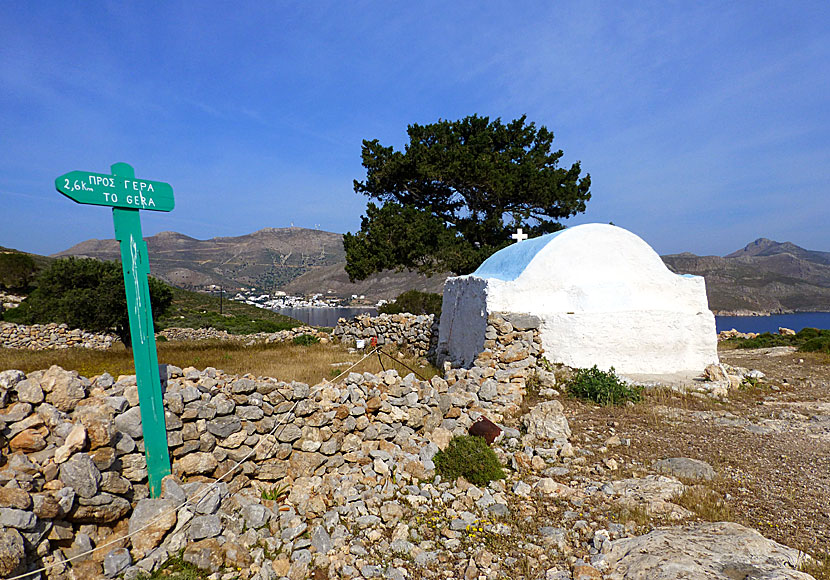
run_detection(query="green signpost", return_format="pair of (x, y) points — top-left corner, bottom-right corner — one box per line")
(56, 163), (174, 497)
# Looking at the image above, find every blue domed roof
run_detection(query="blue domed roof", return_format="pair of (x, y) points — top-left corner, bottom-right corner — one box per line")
(473, 230), (565, 281)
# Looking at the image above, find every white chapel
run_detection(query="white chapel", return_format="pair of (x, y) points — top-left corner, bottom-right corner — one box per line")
(437, 223), (718, 376)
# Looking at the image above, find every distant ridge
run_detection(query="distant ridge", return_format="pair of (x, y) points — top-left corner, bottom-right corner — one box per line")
(663, 238), (830, 315)
(725, 238), (830, 266)
(53, 230), (830, 311)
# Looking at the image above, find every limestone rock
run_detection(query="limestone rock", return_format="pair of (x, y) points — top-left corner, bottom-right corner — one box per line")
(601, 522), (813, 579)
(114, 407), (144, 439)
(103, 548), (132, 577)
(0, 488), (32, 510)
(173, 452), (218, 477)
(653, 457), (716, 481)
(129, 498), (178, 557)
(9, 428), (47, 452)
(522, 400), (571, 442)
(59, 453), (102, 498)
(42, 365), (87, 411)
(0, 507), (37, 530)
(0, 527), (26, 577)
(69, 493), (131, 523)
(183, 538), (224, 572)
(15, 379), (44, 404)
(55, 422), (88, 463)
(0, 369), (26, 390)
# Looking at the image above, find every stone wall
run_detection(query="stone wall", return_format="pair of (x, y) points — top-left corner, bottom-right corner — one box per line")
(0, 322), (118, 351)
(332, 313), (436, 357)
(158, 326), (330, 344)
(443, 312), (548, 406)
(0, 350), (552, 579)
(0, 324), (332, 351)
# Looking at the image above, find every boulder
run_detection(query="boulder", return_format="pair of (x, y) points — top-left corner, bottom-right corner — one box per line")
(601, 522), (813, 579)
(522, 400), (571, 442)
(653, 457), (716, 481)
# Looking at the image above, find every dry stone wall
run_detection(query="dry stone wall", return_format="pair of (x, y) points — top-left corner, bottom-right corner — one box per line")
(158, 326), (330, 344)
(0, 354), (554, 580)
(332, 313), (436, 357)
(0, 323), (118, 351)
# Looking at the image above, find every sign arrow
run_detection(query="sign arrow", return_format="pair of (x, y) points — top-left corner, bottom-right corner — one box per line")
(55, 170), (175, 212)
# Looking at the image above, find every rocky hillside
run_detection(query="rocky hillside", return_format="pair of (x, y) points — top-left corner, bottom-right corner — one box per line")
(54, 228), (345, 291)
(54, 230), (830, 311)
(54, 228), (448, 301)
(663, 238), (830, 314)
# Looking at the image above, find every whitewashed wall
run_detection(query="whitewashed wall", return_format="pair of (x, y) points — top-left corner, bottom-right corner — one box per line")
(439, 224), (718, 375)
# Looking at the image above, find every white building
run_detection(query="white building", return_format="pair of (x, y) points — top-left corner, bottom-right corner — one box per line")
(437, 224), (718, 376)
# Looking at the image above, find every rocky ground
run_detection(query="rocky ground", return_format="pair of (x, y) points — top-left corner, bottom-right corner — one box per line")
(565, 346), (830, 559)
(0, 343), (826, 580)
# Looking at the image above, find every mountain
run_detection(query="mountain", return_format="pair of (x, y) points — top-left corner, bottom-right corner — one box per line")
(662, 238), (830, 314)
(54, 227), (346, 291)
(53, 227), (448, 301)
(53, 229), (830, 312)
(725, 238), (830, 266)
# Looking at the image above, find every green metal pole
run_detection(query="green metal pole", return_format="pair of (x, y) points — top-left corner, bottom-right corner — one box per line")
(111, 162), (171, 497)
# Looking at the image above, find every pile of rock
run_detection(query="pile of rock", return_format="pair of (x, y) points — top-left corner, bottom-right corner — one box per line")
(158, 327), (329, 344)
(717, 329), (760, 341)
(332, 314), (436, 357)
(0, 357), (542, 579)
(0, 322), (118, 351)
(0, 292), (25, 311)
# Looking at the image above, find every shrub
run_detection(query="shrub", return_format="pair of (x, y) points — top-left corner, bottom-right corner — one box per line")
(292, 334), (320, 346)
(0, 252), (37, 290)
(378, 289), (442, 317)
(567, 365), (642, 405)
(3, 257), (172, 347)
(734, 327), (829, 352)
(433, 435), (505, 486)
(801, 335), (830, 354)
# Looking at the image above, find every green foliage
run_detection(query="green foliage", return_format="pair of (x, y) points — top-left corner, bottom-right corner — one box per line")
(156, 285), (299, 334)
(567, 365), (643, 405)
(292, 333), (320, 346)
(433, 435), (506, 486)
(3, 257), (172, 347)
(261, 483), (290, 501)
(378, 289), (443, 317)
(0, 252), (37, 290)
(135, 553), (208, 580)
(733, 327), (830, 353)
(801, 335), (830, 354)
(345, 114), (591, 279)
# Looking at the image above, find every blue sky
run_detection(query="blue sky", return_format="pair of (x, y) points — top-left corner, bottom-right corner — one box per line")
(1, 1), (827, 257)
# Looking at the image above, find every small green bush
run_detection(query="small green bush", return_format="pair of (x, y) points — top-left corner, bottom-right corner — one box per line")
(734, 327), (830, 353)
(433, 435), (505, 486)
(292, 333), (320, 346)
(567, 365), (642, 405)
(801, 335), (830, 354)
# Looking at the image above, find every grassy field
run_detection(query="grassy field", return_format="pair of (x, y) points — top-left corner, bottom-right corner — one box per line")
(0, 340), (439, 385)
(156, 286), (300, 334)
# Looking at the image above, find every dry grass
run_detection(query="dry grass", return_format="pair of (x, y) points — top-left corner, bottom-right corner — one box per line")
(801, 554), (830, 580)
(674, 484), (733, 522)
(0, 341), (439, 385)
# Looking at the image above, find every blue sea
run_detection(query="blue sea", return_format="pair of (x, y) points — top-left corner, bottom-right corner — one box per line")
(715, 312), (830, 334)
(272, 306), (377, 327)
